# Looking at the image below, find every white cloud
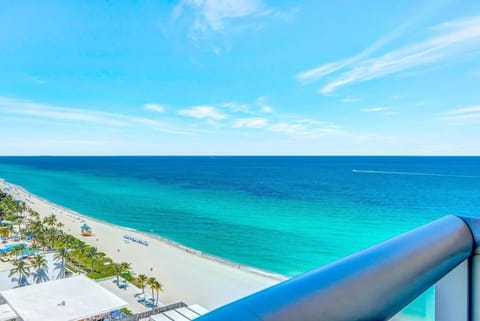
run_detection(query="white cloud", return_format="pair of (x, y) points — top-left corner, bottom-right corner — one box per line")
(255, 96), (274, 113)
(260, 105), (273, 113)
(268, 120), (344, 138)
(221, 101), (251, 113)
(440, 105), (480, 125)
(297, 15), (480, 94)
(341, 97), (361, 103)
(144, 103), (166, 113)
(233, 117), (267, 128)
(220, 98), (274, 115)
(179, 105), (227, 120)
(362, 107), (388, 113)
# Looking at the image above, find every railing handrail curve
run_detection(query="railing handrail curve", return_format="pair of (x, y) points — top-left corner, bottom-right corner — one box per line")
(196, 215), (475, 321)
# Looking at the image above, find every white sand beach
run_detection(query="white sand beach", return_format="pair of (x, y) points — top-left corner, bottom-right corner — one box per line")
(0, 179), (284, 309)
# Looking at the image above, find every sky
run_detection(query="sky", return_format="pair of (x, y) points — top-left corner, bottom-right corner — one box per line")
(1, 0), (480, 155)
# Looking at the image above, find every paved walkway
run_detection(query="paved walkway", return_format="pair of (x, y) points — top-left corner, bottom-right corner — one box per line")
(97, 277), (164, 314)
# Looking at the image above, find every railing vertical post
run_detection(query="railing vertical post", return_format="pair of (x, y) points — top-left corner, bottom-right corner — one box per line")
(435, 259), (470, 321)
(471, 255), (480, 321)
(460, 216), (480, 321)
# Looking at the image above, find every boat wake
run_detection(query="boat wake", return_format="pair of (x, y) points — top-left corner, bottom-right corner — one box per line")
(352, 169), (480, 178)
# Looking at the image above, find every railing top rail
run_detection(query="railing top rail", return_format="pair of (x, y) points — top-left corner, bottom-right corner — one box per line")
(196, 215), (475, 321)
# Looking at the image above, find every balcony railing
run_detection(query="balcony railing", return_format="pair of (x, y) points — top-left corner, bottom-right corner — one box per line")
(195, 215), (479, 321)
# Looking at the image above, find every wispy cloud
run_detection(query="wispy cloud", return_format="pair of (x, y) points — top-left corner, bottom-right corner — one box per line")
(268, 120), (345, 138)
(362, 107), (388, 113)
(173, 0), (266, 38)
(443, 105), (480, 115)
(295, 7), (429, 85)
(297, 15), (480, 94)
(144, 103), (166, 113)
(440, 105), (480, 125)
(0, 96), (130, 127)
(0, 96), (196, 135)
(20, 73), (47, 85)
(233, 117), (267, 128)
(173, 0), (298, 42)
(179, 105), (227, 120)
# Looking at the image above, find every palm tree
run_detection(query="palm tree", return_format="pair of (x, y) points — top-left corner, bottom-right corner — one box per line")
(29, 220), (45, 245)
(58, 234), (70, 252)
(28, 209), (40, 221)
(119, 262), (132, 290)
(73, 241), (88, 266)
(48, 227), (58, 249)
(150, 280), (163, 306)
(18, 201), (26, 216)
(43, 214), (57, 228)
(7, 224), (14, 238)
(31, 254), (48, 270)
(147, 277), (157, 302)
(31, 254), (49, 283)
(137, 274), (148, 293)
(9, 260), (31, 286)
(56, 222), (64, 230)
(86, 246), (101, 272)
(14, 217), (23, 239)
(29, 242), (41, 254)
(54, 248), (68, 278)
(0, 226), (9, 239)
(12, 244), (26, 261)
(113, 263), (121, 285)
(43, 214), (57, 248)
(74, 240), (88, 255)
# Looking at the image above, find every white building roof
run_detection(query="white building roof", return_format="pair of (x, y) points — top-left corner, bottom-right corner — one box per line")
(0, 304), (16, 321)
(149, 304), (209, 321)
(1, 275), (127, 321)
(163, 310), (190, 321)
(150, 314), (172, 321)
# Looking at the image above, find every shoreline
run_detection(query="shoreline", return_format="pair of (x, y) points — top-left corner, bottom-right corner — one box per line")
(0, 178), (285, 309)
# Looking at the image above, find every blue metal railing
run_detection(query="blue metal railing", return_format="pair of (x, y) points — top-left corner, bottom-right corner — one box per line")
(196, 215), (477, 321)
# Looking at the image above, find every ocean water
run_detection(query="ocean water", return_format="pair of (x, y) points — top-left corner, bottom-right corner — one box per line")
(0, 156), (479, 318)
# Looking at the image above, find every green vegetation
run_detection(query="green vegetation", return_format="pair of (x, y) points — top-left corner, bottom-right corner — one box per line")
(120, 308), (133, 316)
(9, 260), (30, 286)
(0, 188), (164, 293)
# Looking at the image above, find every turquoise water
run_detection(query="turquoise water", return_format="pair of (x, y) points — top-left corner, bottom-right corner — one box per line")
(0, 156), (479, 318)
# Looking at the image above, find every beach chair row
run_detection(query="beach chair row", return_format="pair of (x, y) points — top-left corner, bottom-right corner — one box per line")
(134, 293), (157, 308)
(123, 235), (149, 246)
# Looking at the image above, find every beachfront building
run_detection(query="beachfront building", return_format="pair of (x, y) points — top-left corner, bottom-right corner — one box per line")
(0, 252), (64, 291)
(1, 275), (127, 321)
(149, 304), (209, 321)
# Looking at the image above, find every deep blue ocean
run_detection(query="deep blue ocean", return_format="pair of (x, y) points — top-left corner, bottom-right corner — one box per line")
(0, 156), (479, 319)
